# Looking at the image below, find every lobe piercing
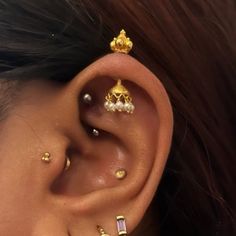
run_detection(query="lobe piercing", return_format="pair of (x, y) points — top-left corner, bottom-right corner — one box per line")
(116, 216), (128, 236)
(92, 128), (100, 137)
(41, 152), (51, 163)
(64, 156), (71, 171)
(97, 225), (110, 236)
(83, 93), (92, 104)
(104, 30), (135, 114)
(115, 168), (127, 180)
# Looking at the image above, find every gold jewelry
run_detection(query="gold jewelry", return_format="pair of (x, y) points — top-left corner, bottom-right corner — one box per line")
(104, 30), (135, 114)
(104, 80), (135, 114)
(41, 152), (51, 163)
(64, 156), (71, 171)
(97, 225), (110, 236)
(115, 168), (127, 180)
(116, 216), (127, 236)
(110, 29), (133, 54)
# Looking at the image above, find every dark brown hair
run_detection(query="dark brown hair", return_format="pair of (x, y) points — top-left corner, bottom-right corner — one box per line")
(0, 1), (235, 235)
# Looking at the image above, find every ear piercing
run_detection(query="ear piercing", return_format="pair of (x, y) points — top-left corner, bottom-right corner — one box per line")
(64, 156), (71, 171)
(104, 80), (135, 114)
(97, 216), (128, 235)
(104, 30), (135, 114)
(115, 168), (127, 180)
(41, 152), (51, 163)
(41, 152), (71, 171)
(110, 29), (133, 54)
(82, 93), (92, 104)
(97, 225), (110, 236)
(116, 216), (127, 236)
(92, 128), (100, 137)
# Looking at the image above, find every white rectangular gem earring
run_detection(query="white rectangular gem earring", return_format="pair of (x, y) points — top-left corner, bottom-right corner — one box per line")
(116, 215), (128, 236)
(104, 30), (135, 114)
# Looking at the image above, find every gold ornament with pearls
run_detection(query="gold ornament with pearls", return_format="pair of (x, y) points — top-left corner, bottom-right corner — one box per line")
(104, 29), (135, 114)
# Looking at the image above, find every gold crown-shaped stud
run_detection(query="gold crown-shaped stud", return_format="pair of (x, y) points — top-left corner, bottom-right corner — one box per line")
(110, 29), (133, 54)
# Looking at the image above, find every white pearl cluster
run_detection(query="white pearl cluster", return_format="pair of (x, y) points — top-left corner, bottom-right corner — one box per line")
(104, 100), (135, 113)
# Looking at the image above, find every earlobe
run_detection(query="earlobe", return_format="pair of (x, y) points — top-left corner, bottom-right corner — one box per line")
(48, 52), (173, 235)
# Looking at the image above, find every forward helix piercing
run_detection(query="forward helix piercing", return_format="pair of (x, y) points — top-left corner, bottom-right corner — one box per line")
(104, 30), (135, 114)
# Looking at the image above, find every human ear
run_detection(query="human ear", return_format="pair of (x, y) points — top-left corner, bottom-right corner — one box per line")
(39, 53), (173, 235)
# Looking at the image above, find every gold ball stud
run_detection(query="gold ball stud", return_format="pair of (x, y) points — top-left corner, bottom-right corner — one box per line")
(41, 152), (51, 163)
(115, 168), (127, 180)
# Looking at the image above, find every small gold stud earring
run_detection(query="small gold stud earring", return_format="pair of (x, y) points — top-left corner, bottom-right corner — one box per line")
(64, 156), (71, 171)
(41, 152), (51, 163)
(115, 168), (127, 180)
(97, 225), (110, 236)
(104, 30), (135, 114)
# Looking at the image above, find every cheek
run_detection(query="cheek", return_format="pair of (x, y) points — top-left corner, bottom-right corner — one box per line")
(0, 117), (46, 234)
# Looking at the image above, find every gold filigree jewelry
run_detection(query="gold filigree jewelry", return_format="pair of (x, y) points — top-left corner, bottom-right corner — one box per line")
(41, 152), (51, 163)
(97, 225), (110, 236)
(104, 79), (135, 114)
(104, 30), (135, 114)
(116, 216), (128, 236)
(110, 29), (133, 54)
(115, 168), (127, 180)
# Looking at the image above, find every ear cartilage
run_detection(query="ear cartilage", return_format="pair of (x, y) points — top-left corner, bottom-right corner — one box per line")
(82, 93), (92, 104)
(116, 216), (127, 236)
(41, 152), (51, 163)
(104, 30), (135, 114)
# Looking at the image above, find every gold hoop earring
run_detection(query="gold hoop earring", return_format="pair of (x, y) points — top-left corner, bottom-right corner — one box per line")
(64, 156), (71, 171)
(104, 30), (135, 114)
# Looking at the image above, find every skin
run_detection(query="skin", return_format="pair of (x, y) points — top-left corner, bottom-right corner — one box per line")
(0, 54), (173, 236)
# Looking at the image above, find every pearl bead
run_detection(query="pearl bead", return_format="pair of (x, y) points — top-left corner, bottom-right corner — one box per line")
(108, 102), (116, 112)
(104, 101), (110, 110)
(116, 101), (124, 112)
